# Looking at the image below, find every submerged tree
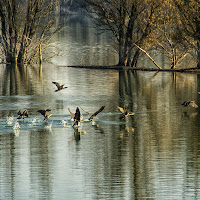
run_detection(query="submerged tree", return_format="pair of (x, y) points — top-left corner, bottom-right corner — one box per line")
(152, 0), (192, 69)
(0, 0), (61, 67)
(81, 0), (163, 67)
(174, 0), (200, 68)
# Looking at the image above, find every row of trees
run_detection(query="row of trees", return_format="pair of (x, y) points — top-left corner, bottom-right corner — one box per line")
(0, 0), (61, 68)
(81, 0), (200, 69)
(1, 0), (200, 69)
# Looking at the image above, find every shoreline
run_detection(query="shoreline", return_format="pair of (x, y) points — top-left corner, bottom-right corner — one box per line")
(65, 65), (200, 73)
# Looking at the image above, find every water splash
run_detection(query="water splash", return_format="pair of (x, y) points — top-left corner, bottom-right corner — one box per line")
(6, 116), (14, 125)
(91, 121), (96, 126)
(13, 122), (20, 130)
(62, 120), (69, 127)
(31, 118), (37, 124)
(14, 129), (20, 137)
(44, 122), (52, 132)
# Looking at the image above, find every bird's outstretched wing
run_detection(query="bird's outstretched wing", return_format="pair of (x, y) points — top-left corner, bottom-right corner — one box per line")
(68, 108), (75, 119)
(117, 106), (125, 114)
(23, 110), (29, 117)
(80, 107), (92, 115)
(17, 110), (22, 115)
(37, 110), (46, 116)
(88, 106), (105, 120)
(52, 82), (60, 89)
(38, 109), (51, 116)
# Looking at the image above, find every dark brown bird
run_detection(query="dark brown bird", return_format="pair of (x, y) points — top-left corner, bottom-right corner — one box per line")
(181, 101), (198, 108)
(80, 106), (105, 121)
(72, 107), (81, 127)
(17, 110), (29, 119)
(117, 105), (135, 119)
(37, 109), (53, 120)
(52, 82), (68, 92)
(88, 106), (105, 121)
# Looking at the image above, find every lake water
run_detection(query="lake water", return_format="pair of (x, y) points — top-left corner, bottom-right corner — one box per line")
(1, 16), (200, 200)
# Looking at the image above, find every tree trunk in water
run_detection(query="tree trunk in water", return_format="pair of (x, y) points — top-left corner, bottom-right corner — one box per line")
(131, 49), (140, 67)
(197, 41), (200, 69)
(118, 39), (124, 65)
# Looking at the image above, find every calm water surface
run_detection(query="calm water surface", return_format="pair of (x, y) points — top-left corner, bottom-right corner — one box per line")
(1, 17), (200, 200)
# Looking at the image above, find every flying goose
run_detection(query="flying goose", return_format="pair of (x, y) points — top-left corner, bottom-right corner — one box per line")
(71, 106), (105, 127)
(37, 109), (53, 120)
(181, 101), (198, 108)
(80, 106), (105, 121)
(88, 106), (105, 121)
(17, 110), (29, 119)
(117, 105), (135, 119)
(52, 82), (68, 92)
(68, 107), (84, 121)
(72, 107), (81, 127)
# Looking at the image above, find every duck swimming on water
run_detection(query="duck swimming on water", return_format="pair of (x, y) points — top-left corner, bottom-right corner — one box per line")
(117, 105), (135, 119)
(37, 109), (53, 120)
(52, 82), (68, 92)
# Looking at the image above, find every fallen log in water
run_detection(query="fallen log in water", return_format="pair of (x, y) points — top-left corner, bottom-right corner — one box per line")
(66, 65), (200, 73)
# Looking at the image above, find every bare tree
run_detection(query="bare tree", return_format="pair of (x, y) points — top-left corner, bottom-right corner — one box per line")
(81, 0), (162, 67)
(174, 0), (200, 68)
(0, 0), (61, 67)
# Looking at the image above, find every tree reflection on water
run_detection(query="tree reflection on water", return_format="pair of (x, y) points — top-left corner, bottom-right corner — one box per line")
(0, 64), (43, 96)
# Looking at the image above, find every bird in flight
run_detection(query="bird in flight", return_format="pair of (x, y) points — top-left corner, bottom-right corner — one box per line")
(52, 82), (68, 92)
(117, 105), (135, 119)
(17, 110), (29, 119)
(88, 106), (105, 121)
(71, 106), (105, 127)
(72, 107), (81, 127)
(181, 101), (198, 108)
(80, 106), (105, 121)
(37, 109), (53, 120)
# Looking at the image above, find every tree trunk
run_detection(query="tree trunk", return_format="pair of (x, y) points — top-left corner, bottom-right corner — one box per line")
(197, 41), (200, 69)
(117, 1), (126, 66)
(131, 49), (140, 67)
(122, 4), (136, 65)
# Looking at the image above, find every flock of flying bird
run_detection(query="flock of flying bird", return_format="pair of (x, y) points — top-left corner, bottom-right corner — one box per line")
(16, 82), (136, 127)
(16, 82), (200, 127)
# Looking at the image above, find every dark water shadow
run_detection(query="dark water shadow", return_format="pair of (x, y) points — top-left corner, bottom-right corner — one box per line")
(1, 64), (43, 96)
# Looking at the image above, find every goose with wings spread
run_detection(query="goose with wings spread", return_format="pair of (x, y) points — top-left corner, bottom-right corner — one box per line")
(117, 105), (135, 119)
(52, 82), (68, 92)
(17, 110), (29, 119)
(181, 101), (198, 108)
(71, 106), (105, 127)
(72, 107), (81, 127)
(37, 109), (53, 120)
(80, 106), (105, 121)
